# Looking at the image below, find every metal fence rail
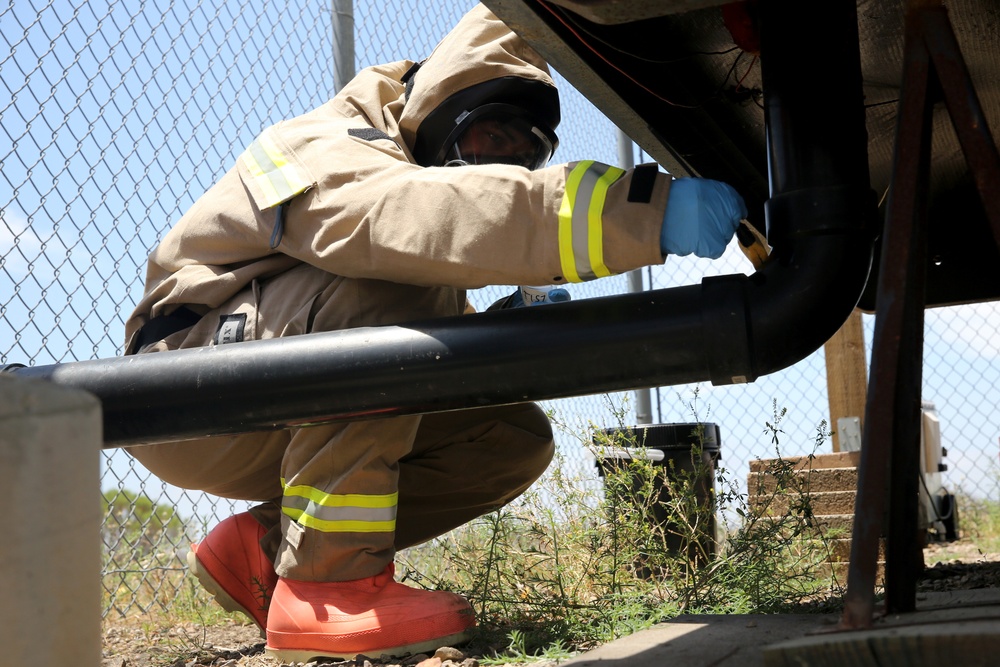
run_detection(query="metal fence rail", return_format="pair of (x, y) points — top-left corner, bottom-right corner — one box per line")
(2, 0), (997, 618)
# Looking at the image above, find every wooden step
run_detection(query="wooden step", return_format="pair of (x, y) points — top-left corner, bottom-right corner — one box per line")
(749, 489), (858, 516)
(747, 466), (859, 495)
(749, 451), (861, 473)
(744, 453), (886, 585)
(811, 513), (856, 535)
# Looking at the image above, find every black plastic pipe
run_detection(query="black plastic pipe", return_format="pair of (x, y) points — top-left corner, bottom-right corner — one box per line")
(750, 0), (877, 366)
(6, 0), (876, 448)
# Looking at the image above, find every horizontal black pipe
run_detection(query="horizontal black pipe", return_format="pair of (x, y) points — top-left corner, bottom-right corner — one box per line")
(9, 288), (707, 447)
(6, 0), (876, 448)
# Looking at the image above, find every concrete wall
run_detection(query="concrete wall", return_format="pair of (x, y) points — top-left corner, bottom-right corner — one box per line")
(0, 374), (102, 666)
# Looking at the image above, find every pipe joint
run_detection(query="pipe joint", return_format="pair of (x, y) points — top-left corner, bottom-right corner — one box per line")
(701, 274), (754, 386)
(766, 185), (878, 248)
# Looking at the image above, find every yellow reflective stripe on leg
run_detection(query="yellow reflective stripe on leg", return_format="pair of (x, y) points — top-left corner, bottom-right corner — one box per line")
(282, 479), (398, 508)
(239, 128), (311, 209)
(281, 478), (397, 533)
(282, 507), (396, 534)
(558, 161), (625, 281)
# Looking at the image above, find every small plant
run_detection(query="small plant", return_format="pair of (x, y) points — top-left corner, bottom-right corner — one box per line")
(480, 628), (575, 665)
(709, 401), (842, 607)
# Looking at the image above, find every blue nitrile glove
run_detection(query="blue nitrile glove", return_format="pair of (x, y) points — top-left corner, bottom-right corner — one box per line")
(487, 285), (572, 310)
(660, 178), (747, 259)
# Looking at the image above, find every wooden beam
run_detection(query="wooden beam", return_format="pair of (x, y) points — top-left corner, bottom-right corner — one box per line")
(824, 309), (869, 451)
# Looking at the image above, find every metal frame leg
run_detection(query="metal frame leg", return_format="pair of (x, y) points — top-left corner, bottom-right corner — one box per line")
(840, 0), (1000, 629)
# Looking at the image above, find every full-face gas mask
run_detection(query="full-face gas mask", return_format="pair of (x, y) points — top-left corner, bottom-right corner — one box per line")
(411, 76), (560, 170)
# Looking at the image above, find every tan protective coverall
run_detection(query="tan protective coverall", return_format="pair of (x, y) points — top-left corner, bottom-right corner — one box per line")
(124, 4), (672, 582)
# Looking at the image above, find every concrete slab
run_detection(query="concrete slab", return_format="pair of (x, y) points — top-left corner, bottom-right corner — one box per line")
(560, 589), (1000, 667)
(562, 613), (840, 667)
(764, 589), (1000, 666)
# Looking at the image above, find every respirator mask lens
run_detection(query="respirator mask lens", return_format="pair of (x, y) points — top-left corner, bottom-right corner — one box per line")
(443, 111), (554, 170)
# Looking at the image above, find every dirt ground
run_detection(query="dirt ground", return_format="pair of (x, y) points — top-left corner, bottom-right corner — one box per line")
(101, 539), (1000, 667)
(100, 624), (532, 667)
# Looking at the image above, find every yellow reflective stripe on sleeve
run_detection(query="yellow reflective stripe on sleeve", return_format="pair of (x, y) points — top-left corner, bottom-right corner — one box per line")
(240, 128), (311, 209)
(558, 161), (625, 282)
(281, 478), (397, 533)
(587, 165), (626, 279)
(558, 161), (589, 282)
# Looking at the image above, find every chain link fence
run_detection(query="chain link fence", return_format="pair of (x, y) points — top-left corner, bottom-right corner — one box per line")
(3, 0), (998, 619)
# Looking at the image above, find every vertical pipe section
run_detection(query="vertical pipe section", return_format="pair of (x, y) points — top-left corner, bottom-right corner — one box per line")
(760, 1), (871, 199)
(752, 0), (874, 370)
(758, 2), (879, 626)
(332, 0), (355, 92)
(618, 128), (653, 425)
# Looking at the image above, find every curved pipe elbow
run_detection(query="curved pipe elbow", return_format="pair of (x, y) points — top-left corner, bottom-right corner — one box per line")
(701, 184), (877, 386)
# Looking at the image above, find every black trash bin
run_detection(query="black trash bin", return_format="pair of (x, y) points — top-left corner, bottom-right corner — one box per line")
(594, 423), (721, 574)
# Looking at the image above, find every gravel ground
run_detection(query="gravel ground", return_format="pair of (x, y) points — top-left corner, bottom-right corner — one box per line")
(101, 628), (533, 667)
(101, 539), (1000, 667)
(918, 540), (1000, 592)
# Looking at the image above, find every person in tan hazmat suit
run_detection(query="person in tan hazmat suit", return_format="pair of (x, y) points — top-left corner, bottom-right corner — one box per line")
(123, 4), (746, 663)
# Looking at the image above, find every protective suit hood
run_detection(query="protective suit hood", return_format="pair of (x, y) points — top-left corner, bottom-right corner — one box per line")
(398, 4), (560, 166)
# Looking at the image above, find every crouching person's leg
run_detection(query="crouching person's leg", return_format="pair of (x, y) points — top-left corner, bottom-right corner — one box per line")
(260, 274), (475, 662)
(264, 402), (556, 663)
(264, 416), (477, 663)
(394, 402), (556, 549)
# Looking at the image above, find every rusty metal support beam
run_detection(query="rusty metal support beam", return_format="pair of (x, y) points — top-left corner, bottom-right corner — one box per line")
(920, 5), (1000, 243)
(841, 0), (1000, 629)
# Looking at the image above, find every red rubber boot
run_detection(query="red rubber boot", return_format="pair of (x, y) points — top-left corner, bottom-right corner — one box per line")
(265, 564), (475, 662)
(187, 512), (278, 633)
